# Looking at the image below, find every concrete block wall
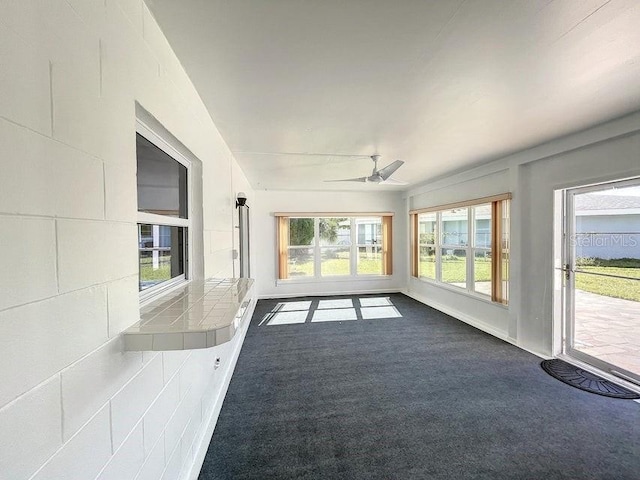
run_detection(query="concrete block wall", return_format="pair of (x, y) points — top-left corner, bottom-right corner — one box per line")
(0, 1), (252, 479)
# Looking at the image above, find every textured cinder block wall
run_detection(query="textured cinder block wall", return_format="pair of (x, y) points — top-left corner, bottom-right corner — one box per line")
(0, 1), (252, 479)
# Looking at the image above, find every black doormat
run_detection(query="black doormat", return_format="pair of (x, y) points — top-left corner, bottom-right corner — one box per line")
(541, 359), (640, 399)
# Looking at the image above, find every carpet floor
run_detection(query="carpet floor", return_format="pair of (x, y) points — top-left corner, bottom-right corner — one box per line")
(198, 293), (640, 480)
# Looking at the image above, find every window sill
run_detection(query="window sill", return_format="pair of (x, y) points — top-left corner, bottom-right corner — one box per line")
(139, 277), (189, 307)
(276, 275), (392, 286)
(124, 278), (254, 351)
(411, 276), (509, 309)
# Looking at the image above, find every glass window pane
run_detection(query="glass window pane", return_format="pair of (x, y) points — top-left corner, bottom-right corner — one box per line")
(419, 246), (436, 279)
(138, 224), (185, 291)
(473, 249), (491, 296)
(136, 134), (188, 218)
(441, 207), (468, 246)
(287, 247), (314, 276)
(319, 218), (350, 246)
(473, 204), (491, 248)
(320, 247), (350, 276)
(441, 248), (466, 286)
(574, 186), (640, 265)
(289, 218), (314, 246)
(418, 212), (436, 245)
(357, 245), (382, 275)
(356, 217), (382, 245)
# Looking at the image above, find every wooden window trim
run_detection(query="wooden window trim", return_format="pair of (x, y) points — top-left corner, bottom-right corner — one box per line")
(410, 213), (419, 277)
(491, 201), (503, 303)
(409, 193), (511, 215)
(277, 214), (393, 280)
(382, 216), (393, 275)
(277, 217), (289, 280)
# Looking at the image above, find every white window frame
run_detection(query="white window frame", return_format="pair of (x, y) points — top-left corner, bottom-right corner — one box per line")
(136, 119), (192, 303)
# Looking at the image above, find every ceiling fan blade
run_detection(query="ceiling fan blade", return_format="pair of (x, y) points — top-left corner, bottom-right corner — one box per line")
(380, 177), (408, 185)
(377, 160), (404, 180)
(324, 176), (368, 183)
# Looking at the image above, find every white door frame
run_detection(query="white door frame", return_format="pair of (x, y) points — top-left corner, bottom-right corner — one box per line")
(561, 177), (640, 385)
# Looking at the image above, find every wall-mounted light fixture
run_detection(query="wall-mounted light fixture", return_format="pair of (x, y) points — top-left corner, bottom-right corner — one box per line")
(236, 191), (248, 208)
(236, 192), (250, 278)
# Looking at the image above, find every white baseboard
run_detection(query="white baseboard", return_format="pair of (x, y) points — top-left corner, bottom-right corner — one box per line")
(258, 288), (401, 300)
(404, 290), (552, 360)
(404, 290), (510, 342)
(183, 296), (257, 480)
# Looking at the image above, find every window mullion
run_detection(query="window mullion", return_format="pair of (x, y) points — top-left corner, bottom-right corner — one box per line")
(351, 218), (356, 276)
(436, 212), (442, 282)
(468, 207), (474, 292)
(314, 218), (320, 278)
(137, 212), (189, 228)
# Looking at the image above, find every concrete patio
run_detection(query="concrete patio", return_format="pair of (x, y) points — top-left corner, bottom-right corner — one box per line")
(574, 289), (640, 376)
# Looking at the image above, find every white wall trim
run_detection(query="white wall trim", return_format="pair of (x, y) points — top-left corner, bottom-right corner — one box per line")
(182, 297), (257, 480)
(258, 288), (402, 300)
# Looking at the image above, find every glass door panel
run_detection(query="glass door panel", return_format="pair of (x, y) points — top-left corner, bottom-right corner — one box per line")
(565, 179), (640, 382)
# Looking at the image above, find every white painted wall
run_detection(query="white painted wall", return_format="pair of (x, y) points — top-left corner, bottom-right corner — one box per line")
(0, 1), (253, 480)
(253, 190), (407, 298)
(406, 112), (640, 357)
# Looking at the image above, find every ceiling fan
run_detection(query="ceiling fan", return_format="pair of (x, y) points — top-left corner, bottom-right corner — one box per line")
(325, 155), (407, 185)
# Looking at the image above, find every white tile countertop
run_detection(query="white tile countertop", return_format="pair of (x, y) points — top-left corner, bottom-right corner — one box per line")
(123, 278), (254, 351)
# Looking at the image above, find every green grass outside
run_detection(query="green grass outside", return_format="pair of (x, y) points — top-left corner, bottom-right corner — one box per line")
(289, 255), (383, 276)
(140, 257), (171, 282)
(418, 256), (640, 302)
(575, 272), (640, 302)
(575, 258), (640, 302)
(419, 256), (491, 283)
(575, 267), (640, 302)
(141, 252), (639, 302)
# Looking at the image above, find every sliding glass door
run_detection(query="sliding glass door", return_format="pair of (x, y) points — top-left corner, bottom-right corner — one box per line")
(563, 178), (640, 384)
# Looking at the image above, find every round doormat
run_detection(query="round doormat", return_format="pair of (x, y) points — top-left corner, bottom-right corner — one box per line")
(541, 359), (640, 399)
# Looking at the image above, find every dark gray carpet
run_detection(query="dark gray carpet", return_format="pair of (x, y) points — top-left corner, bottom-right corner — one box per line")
(198, 293), (640, 480)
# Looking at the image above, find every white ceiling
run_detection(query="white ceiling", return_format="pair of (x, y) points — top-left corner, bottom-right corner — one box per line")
(146, 0), (640, 191)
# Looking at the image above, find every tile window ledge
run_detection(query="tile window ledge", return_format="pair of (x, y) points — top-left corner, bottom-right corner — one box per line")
(123, 278), (254, 351)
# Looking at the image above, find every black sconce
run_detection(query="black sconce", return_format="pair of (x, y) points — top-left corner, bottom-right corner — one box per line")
(236, 192), (248, 208)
